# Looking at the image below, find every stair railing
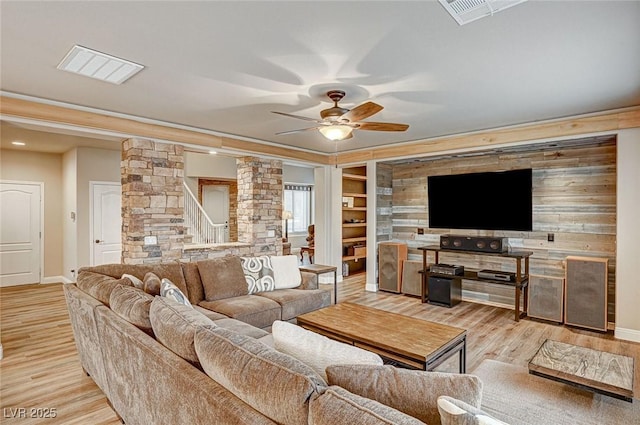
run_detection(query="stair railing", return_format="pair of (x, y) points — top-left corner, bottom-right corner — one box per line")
(183, 182), (226, 244)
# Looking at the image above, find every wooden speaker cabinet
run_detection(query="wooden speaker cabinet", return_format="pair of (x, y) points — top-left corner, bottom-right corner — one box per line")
(378, 242), (408, 293)
(564, 256), (608, 332)
(401, 260), (423, 297)
(527, 275), (564, 323)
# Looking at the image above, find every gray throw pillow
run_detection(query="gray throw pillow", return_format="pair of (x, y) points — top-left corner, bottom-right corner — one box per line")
(197, 256), (248, 301)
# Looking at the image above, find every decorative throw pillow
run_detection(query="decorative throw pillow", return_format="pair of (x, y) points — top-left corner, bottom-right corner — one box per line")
(197, 256), (248, 301)
(437, 396), (509, 425)
(160, 277), (192, 307)
(326, 364), (483, 425)
(240, 256), (275, 294)
(122, 273), (144, 289)
(143, 272), (162, 296)
(270, 255), (302, 289)
(272, 320), (383, 381)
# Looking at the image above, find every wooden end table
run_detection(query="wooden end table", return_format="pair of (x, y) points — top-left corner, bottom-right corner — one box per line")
(299, 264), (338, 304)
(297, 302), (467, 372)
(528, 339), (634, 402)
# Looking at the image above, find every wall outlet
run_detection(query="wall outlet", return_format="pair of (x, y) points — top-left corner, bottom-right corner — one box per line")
(417, 228), (424, 235)
(547, 233), (554, 242)
(144, 235), (158, 245)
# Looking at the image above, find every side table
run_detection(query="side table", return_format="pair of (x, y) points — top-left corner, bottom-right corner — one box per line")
(299, 264), (338, 304)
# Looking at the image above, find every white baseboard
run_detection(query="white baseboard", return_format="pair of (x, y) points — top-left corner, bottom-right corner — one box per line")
(42, 276), (74, 284)
(614, 326), (640, 343)
(365, 282), (378, 292)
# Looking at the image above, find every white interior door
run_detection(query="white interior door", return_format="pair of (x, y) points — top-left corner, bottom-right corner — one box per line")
(91, 182), (122, 265)
(0, 182), (42, 286)
(202, 185), (229, 242)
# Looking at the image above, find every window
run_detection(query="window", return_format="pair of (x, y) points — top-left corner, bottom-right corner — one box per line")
(284, 184), (312, 233)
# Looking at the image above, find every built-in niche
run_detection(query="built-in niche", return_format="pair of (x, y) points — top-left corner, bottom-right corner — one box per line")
(197, 179), (238, 242)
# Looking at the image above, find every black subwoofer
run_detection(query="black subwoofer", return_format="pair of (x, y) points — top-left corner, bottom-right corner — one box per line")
(428, 276), (462, 308)
(440, 235), (508, 253)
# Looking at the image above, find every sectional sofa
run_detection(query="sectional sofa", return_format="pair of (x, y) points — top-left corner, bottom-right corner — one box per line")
(64, 255), (496, 425)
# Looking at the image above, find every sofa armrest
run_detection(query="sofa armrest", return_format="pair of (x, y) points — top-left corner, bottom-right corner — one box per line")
(297, 271), (318, 290)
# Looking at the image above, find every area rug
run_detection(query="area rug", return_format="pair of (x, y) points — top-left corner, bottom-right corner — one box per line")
(472, 359), (639, 425)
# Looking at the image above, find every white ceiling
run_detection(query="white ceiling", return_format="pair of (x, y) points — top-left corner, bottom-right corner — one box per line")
(1, 1), (639, 155)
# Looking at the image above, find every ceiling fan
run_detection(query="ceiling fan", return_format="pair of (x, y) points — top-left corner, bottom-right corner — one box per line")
(272, 90), (409, 141)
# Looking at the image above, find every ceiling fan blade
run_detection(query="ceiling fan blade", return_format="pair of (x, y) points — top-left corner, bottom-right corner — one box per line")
(271, 111), (324, 123)
(341, 101), (383, 122)
(357, 122), (409, 132)
(276, 127), (321, 136)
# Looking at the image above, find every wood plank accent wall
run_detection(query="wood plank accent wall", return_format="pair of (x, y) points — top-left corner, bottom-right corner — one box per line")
(390, 140), (617, 322)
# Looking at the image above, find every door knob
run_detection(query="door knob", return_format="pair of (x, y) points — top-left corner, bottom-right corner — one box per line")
(95, 239), (104, 244)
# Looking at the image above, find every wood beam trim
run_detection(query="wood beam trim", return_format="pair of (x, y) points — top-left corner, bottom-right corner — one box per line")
(335, 109), (640, 164)
(0, 96), (331, 164)
(220, 137), (331, 165)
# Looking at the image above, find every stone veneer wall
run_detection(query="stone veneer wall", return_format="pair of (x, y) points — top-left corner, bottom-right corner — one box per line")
(121, 139), (185, 264)
(236, 157), (283, 256)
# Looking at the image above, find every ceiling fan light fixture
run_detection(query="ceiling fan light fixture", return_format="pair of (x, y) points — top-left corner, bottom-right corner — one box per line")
(319, 125), (353, 141)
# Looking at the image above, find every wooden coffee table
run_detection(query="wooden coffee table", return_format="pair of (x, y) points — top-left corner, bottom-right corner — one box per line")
(528, 339), (634, 402)
(296, 302), (467, 372)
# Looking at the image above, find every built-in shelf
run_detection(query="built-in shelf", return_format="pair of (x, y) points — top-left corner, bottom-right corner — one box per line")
(342, 237), (367, 243)
(343, 173), (367, 181)
(342, 166), (368, 277)
(342, 255), (367, 261)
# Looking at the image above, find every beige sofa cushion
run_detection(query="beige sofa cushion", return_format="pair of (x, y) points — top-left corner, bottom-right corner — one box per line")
(272, 320), (382, 381)
(143, 272), (161, 296)
(256, 288), (331, 321)
(309, 386), (426, 425)
(326, 364), (483, 425)
(198, 295), (281, 329)
(180, 261), (205, 304)
(77, 271), (133, 306)
(195, 326), (325, 425)
(150, 296), (217, 364)
(109, 285), (154, 333)
(197, 256), (248, 301)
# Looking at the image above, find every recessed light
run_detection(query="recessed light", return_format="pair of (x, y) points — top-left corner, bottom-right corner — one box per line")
(57, 45), (144, 84)
(11, 141), (26, 146)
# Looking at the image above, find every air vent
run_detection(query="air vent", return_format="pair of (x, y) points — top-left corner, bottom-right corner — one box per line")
(57, 45), (144, 84)
(439, 0), (528, 25)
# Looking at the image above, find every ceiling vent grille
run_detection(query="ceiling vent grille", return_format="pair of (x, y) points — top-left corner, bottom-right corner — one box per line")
(439, 0), (528, 25)
(57, 45), (144, 84)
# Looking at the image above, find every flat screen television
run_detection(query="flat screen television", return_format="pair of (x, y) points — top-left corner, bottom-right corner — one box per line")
(428, 168), (533, 231)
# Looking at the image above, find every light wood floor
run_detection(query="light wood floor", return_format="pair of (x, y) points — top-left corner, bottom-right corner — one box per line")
(1, 277), (639, 424)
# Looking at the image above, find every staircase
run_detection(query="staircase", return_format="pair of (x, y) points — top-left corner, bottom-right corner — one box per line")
(183, 182), (227, 245)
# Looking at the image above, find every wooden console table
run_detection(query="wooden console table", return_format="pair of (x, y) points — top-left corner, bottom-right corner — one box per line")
(417, 245), (533, 322)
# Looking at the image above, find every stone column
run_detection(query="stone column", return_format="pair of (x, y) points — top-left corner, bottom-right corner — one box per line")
(121, 138), (184, 264)
(236, 157), (283, 255)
